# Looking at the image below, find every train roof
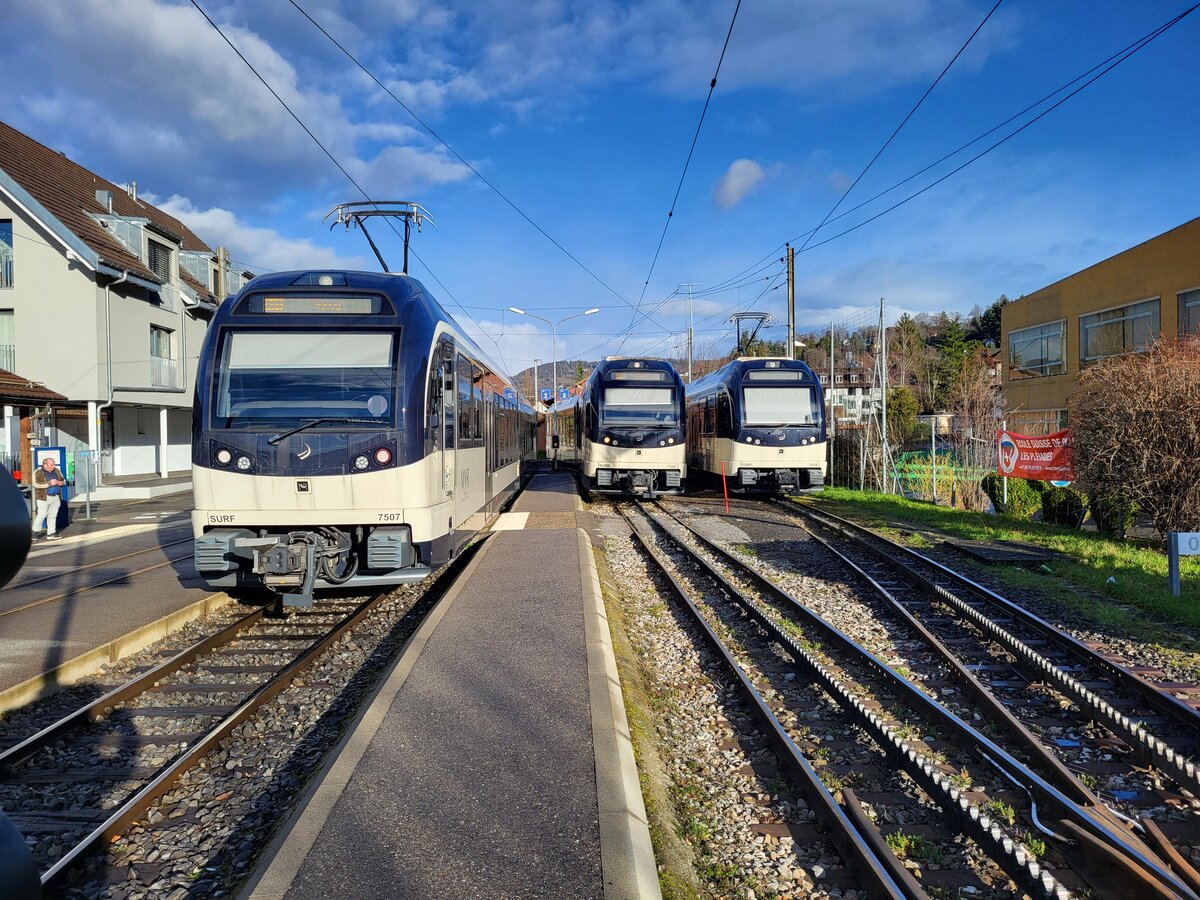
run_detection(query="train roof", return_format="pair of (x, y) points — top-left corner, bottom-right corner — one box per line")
(686, 357), (821, 397)
(212, 269), (516, 393)
(590, 357), (683, 381)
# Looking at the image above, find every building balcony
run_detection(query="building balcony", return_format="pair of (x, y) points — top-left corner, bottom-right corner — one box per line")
(0, 344), (13, 372)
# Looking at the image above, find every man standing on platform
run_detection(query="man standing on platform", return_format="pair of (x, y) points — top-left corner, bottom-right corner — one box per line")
(32, 456), (65, 540)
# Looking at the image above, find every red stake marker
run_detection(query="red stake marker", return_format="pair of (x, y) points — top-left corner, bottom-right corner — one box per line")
(720, 461), (729, 513)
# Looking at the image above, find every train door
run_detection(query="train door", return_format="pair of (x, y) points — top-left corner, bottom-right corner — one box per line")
(438, 338), (456, 503)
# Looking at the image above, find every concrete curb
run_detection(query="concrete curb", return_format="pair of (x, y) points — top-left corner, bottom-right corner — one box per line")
(0, 592), (233, 715)
(581, 526), (662, 900)
(241, 537), (495, 900)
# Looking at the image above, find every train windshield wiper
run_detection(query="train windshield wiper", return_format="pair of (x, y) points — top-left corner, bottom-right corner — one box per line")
(267, 418), (381, 445)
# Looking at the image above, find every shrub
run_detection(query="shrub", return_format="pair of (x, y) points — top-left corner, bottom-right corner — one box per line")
(981, 472), (1044, 519)
(1070, 337), (1200, 536)
(1090, 491), (1139, 539)
(1042, 486), (1085, 528)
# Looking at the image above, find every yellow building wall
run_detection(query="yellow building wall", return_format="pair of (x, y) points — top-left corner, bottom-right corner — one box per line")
(1001, 217), (1200, 434)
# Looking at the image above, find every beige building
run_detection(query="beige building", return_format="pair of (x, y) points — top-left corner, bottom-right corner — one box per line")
(0, 121), (250, 495)
(1001, 217), (1200, 435)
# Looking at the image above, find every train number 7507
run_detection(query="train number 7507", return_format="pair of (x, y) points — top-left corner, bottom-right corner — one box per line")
(377, 512), (405, 522)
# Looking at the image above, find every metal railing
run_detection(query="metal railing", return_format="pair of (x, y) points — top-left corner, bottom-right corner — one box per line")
(150, 355), (178, 388)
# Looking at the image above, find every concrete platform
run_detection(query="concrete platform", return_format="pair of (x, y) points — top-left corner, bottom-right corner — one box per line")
(244, 471), (658, 900)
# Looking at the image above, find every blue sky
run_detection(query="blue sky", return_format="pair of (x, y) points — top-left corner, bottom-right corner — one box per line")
(5, 0), (1199, 377)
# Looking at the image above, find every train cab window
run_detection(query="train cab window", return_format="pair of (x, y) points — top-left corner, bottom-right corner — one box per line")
(210, 330), (397, 430)
(743, 386), (819, 426)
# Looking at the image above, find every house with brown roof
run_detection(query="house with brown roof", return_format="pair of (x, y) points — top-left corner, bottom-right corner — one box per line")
(0, 120), (249, 495)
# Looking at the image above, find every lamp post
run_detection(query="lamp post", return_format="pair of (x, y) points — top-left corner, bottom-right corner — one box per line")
(532, 357), (541, 407)
(509, 306), (599, 454)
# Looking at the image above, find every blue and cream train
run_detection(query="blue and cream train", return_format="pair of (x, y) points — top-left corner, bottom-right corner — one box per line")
(190, 270), (536, 605)
(553, 357), (687, 496)
(685, 357), (826, 493)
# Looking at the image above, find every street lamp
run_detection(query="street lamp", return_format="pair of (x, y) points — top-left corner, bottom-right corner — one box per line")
(509, 306), (599, 454)
(531, 357), (542, 407)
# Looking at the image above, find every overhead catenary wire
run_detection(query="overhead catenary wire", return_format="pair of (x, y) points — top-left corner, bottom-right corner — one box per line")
(616, 0), (743, 352)
(189, 0), (520, 376)
(286, 0), (666, 328)
(795, 0), (1004, 256)
(794, 2), (1198, 256)
(684, 2), (1197, 317)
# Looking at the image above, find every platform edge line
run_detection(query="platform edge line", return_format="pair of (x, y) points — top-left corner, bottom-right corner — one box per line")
(581, 527), (662, 900)
(240, 537), (496, 900)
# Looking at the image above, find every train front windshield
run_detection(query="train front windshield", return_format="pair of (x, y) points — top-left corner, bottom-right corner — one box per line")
(600, 387), (679, 426)
(742, 387), (819, 426)
(210, 330), (398, 430)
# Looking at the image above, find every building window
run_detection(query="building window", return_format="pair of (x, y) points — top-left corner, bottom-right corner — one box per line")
(819, 374), (828, 383)
(1080, 298), (1159, 361)
(850, 373), (858, 383)
(0, 309), (13, 371)
(0, 220), (12, 288)
(1008, 320), (1065, 379)
(147, 238), (173, 283)
(1008, 409), (1068, 435)
(834, 374), (843, 383)
(1180, 288), (1200, 337)
(150, 325), (176, 387)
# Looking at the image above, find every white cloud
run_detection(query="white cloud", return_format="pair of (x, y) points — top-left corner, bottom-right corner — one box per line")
(714, 159), (775, 209)
(156, 196), (369, 273)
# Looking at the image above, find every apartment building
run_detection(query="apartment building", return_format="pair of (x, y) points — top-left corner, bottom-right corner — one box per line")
(0, 120), (248, 491)
(1001, 217), (1200, 435)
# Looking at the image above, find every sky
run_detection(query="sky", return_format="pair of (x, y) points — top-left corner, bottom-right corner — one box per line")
(4, 0), (1199, 381)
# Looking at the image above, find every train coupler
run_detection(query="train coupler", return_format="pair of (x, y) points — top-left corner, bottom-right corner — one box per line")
(235, 534), (319, 607)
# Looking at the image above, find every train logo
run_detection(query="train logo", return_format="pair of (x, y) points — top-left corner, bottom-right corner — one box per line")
(998, 432), (1019, 475)
(297, 443), (312, 460)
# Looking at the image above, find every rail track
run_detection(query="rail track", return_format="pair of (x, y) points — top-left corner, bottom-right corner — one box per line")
(0, 523), (489, 896)
(616, 497), (1199, 898)
(756, 498), (1200, 876)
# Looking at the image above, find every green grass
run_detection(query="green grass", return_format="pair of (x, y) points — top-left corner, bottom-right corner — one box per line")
(809, 488), (1200, 643)
(885, 829), (942, 862)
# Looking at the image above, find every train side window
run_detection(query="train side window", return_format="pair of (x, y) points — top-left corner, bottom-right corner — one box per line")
(472, 364), (484, 448)
(457, 353), (472, 441)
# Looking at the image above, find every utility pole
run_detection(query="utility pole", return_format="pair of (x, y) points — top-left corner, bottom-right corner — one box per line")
(881, 297), (889, 492)
(678, 283), (700, 381)
(786, 244), (795, 360)
(216, 246), (228, 301)
(829, 319), (836, 487)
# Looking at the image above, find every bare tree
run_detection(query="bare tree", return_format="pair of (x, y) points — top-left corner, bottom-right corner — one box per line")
(947, 347), (1001, 512)
(1069, 337), (1200, 535)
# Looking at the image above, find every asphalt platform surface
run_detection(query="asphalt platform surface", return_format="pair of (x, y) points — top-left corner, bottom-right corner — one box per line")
(246, 471), (655, 899)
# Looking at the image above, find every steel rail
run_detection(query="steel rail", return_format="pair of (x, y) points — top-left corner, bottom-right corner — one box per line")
(35, 588), (390, 889)
(787, 500), (1200, 797)
(643, 501), (1196, 900)
(625, 502), (1069, 898)
(28, 530), (493, 888)
(0, 605), (268, 771)
(617, 506), (919, 899)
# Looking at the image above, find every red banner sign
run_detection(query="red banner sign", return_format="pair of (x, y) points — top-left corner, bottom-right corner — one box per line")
(996, 429), (1074, 481)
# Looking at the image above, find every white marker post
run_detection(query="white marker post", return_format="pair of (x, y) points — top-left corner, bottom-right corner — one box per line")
(1169, 532), (1200, 597)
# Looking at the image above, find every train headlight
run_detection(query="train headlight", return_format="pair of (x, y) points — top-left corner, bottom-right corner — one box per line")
(667, 437), (675, 444)
(353, 455), (370, 471)
(603, 436), (611, 444)
(215, 448), (232, 466)
(235, 455), (253, 471)
(373, 447), (393, 466)
(659, 440), (665, 447)
(754, 439), (762, 445)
